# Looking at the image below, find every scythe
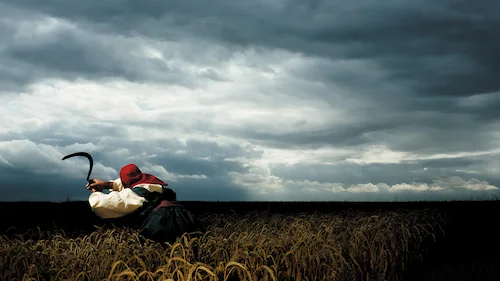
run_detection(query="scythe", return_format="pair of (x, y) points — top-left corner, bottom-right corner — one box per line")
(62, 152), (95, 185)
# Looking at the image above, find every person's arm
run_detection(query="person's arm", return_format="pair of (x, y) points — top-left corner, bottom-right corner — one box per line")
(88, 188), (145, 219)
(86, 179), (112, 192)
(86, 178), (124, 192)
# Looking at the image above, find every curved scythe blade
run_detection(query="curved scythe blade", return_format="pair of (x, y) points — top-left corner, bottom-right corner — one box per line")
(62, 152), (94, 183)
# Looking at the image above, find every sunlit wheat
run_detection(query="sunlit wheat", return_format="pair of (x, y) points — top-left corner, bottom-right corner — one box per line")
(0, 209), (445, 281)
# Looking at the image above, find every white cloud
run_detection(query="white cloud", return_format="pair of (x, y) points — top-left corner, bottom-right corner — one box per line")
(143, 164), (208, 182)
(277, 176), (497, 194)
(390, 182), (443, 192)
(0, 155), (14, 167)
(229, 166), (285, 193)
(345, 145), (411, 164)
(287, 180), (345, 192)
(432, 176), (497, 191)
(347, 183), (391, 193)
(0, 139), (117, 180)
(345, 144), (500, 165)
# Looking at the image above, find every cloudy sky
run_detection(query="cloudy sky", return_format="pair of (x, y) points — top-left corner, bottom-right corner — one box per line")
(1, 0), (499, 202)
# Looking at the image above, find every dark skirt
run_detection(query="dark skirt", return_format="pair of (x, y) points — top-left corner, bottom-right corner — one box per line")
(139, 201), (205, 244)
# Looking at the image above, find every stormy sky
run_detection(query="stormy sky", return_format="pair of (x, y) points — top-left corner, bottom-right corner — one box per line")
(1, 0), (499, 202)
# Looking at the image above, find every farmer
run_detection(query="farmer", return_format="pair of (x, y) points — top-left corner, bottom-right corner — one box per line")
(86, 164), (204, 244)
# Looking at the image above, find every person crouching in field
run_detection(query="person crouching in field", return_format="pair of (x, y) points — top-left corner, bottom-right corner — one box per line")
(85, 164), (205, 244)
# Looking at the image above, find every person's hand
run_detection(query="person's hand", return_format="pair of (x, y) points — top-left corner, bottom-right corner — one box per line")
(86, 179), (107, 192)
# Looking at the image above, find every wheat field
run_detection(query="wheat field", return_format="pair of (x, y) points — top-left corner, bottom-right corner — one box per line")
(0, 209), (445, 281)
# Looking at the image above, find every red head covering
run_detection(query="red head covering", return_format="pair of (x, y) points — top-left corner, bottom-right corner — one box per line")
(119, 164), (168, 188)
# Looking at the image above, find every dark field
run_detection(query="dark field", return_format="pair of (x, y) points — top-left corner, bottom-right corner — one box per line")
(0, 201), (499, 281)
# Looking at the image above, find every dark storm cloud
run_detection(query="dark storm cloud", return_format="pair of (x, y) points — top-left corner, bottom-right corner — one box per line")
(0, 3), (231, 92)
(0, 122), (128, 147)
(0, 164), (249, 202)
(146, 141), (261, 178)
(231, 108), (498, 155)
(4, 0), (500, 97)
(8, 35), (133, 80)
(90, 137), (263, 176)
(271, 162), (421, 187)
(3, 0), (499, 110)
(0, 134), (258, 201)
(0, 165), (88, 201)
(1, 26), (193, 90)
(1, 0), (499, 202)
(270, 154), (500, 190)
